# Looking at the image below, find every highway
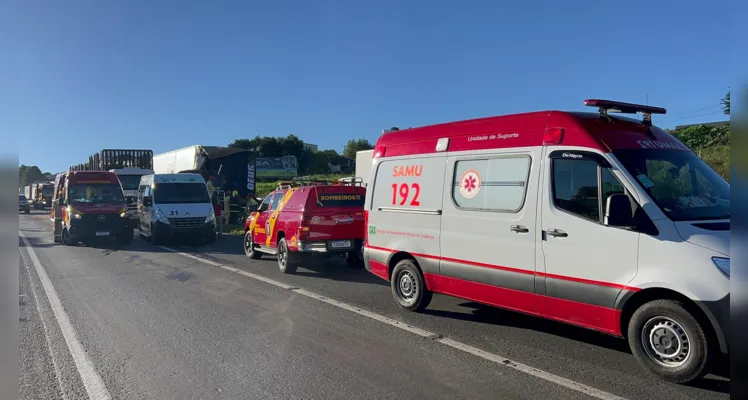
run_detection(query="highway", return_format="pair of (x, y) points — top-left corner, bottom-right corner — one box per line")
(19, 210), (729, 400)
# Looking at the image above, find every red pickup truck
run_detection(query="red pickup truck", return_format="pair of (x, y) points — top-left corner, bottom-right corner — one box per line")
(243, 179), (366, 274)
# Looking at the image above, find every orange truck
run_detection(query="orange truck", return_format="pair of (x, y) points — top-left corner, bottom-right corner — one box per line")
(51, 170), (133, 245)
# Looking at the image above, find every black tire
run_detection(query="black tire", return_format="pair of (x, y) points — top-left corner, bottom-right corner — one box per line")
(151, 226), (164, 245)
(61, 227), (76, 246)
(346, 251), (364, 269)
(116, 228), (134, 244)
(25, 209), (30, 214)
(390, 259), (432, 312)
(244, 231), (262, 259)
(277, 238), (298, 274)
(627, 299), (712, 383)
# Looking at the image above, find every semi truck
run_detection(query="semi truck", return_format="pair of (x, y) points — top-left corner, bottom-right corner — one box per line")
(153, 145), (260, 198)
(70, 149), (154, 220)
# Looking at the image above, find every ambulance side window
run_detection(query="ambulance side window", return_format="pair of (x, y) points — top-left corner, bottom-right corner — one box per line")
(452, 156), (531, 212)
(552, 159), (600, 221)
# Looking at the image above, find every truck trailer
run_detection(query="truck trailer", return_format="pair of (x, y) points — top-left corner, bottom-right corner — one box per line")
(153, 145), (258, 198)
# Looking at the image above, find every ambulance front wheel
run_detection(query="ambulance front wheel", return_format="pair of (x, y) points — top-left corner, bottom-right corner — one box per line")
(391, 259), (432, 312)
(628, 299), (713, 384)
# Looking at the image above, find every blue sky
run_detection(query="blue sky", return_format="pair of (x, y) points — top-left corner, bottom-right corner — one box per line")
(2, 0), (734, 173)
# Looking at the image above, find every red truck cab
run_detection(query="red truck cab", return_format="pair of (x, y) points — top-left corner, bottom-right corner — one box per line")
(243, 178), (366, 273)
(51, 171), (133, 245)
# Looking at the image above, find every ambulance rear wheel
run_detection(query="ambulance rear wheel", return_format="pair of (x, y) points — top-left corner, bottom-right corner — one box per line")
(628, 299), (712, 383)
(391, 259), (432, 312)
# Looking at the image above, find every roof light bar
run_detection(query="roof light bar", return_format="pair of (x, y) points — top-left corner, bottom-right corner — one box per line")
(584, 99), (666, 126)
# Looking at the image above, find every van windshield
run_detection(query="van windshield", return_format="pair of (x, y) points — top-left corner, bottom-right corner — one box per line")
(42, 186), (54, 196)
(68, 184), (125, 205)
(613, 149), (730, 221)
(153, 183), (210, 204)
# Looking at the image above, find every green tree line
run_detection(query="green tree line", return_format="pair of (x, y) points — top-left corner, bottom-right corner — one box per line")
(227, 135), (374, 176)
(18, 165), (54, 189)
(669, 91), (730, 181)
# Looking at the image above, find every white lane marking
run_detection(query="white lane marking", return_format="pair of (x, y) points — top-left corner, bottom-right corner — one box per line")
(20, 250), (67, 400)
(20, 232), (112, 400)
(161, 246), (629, 400)
(437, 338), (627, 400)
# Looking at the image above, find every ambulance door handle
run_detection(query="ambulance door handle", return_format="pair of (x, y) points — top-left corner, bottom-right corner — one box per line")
(546, 229), (568, 238)
(510, 225), (529, 233)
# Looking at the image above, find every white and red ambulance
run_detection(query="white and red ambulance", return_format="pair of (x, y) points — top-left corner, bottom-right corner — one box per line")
(363, 99), (729, 383)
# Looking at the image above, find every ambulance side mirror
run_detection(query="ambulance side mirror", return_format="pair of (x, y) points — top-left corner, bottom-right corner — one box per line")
(604, 194), (634, 227)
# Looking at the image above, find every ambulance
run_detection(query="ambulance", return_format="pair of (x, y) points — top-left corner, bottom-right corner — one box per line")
(363, 99), (729, 383)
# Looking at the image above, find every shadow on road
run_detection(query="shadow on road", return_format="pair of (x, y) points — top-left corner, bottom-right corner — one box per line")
(294, 257), (389, 287)
(423, 301), (729, 392)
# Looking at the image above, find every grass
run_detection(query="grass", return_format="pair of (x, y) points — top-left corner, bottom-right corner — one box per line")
(225, 223), (245, 235)
(698, 145), (730, 182)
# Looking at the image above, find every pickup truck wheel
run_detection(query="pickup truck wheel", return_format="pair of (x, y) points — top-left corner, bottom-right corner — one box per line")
(346, 251), (364, 269)
(391, 259), (432, 312)
(244, 231), (262, 259)
(277, 238), (297, 274)
(628, 299), (712, 383)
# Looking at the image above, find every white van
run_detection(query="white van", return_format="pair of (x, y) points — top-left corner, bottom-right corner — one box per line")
(363, 99), (729, 384)
(137, 173), (216, 244)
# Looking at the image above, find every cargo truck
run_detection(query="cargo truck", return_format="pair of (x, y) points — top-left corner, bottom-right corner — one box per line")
(70, 149), (154, 220)
(28, 182), (55, 209)
(153, 145), (260, 198)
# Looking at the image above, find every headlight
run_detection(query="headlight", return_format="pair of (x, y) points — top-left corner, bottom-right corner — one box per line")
(712, 257), (730, 278)
(155, 208), (170, 224)
(66, 206), (82, 219)
(205, 210), (215, 223)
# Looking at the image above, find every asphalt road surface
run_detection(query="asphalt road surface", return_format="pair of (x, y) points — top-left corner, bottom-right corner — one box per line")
(18, 210), (729, 400)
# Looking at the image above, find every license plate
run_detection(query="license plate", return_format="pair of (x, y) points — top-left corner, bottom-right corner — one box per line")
(331, 240), (351, 248)
(95, 232), (110, 237)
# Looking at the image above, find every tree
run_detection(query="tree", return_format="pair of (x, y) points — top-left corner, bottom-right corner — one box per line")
(343, 138), (374, 158)
(721, 91), (730, 115)
(18, 165), (48, 188)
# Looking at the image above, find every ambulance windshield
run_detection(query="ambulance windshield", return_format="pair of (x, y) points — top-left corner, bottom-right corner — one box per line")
(613, 149), (729, 221)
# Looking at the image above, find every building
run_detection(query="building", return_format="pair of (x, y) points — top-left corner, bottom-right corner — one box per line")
(303, 143), (318, 153)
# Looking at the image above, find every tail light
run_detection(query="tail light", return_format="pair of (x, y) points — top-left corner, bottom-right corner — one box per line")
(296, 215), (311, 241)
(364, 210), (369, 246)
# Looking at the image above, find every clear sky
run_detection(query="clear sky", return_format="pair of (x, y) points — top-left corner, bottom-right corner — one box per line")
(2, 0), (735, 173)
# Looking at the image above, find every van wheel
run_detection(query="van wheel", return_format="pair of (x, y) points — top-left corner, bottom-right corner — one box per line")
(277, 238), (298, 274)
(244, 231), (262, 259)
(628, 299), (712, 383)
(391, 259), (432, 312)
(61, 227), (75, 246)
(151, 227), (164, 245)
(346, 251), (364, 269)
(116, 228), (134, 244)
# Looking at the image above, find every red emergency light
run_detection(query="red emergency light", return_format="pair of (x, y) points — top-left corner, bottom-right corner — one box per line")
(584, 99), (666, 126)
